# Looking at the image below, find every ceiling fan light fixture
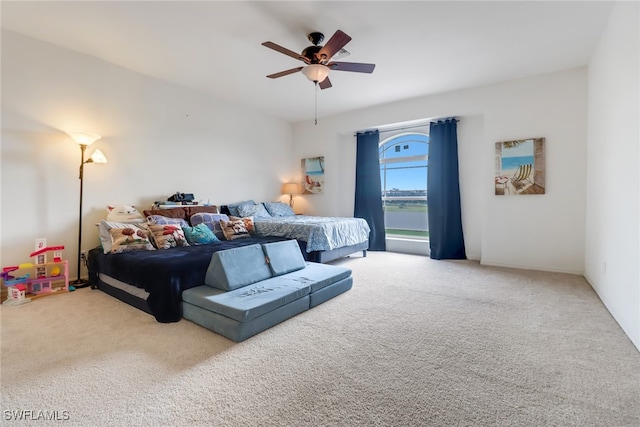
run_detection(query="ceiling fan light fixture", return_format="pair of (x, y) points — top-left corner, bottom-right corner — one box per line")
(301, 64), (330, 83)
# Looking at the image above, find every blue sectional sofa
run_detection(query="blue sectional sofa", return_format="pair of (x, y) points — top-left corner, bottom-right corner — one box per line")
(181, 239), (353, 342)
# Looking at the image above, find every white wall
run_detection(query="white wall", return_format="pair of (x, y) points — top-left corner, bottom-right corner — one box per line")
(1, 31), (293, 279)
(585, 2), (640, 351)
(293, 68), (588, 274)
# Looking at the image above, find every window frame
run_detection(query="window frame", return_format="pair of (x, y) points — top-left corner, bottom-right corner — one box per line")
(378, 132), (429, 240)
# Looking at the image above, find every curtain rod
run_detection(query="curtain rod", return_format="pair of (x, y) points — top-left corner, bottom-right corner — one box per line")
(354, 118), (458, 136)
(354, 123), (428, 136)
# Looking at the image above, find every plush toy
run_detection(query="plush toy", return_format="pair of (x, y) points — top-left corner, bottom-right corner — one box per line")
(106, 205), (145, 223)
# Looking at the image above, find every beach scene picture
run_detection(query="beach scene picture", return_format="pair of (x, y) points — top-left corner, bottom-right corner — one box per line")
(302, 156), (324, 194)
(494, 137), (545, 195)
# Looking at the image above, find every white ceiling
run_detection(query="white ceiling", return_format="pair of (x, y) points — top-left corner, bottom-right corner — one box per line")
(1, 1), (613, 124)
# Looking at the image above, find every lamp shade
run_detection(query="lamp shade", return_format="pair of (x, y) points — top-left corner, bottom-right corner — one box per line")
(301, 64), (330, 83)
(67, 131), (101, 146)
(89, 149), (107, 164)
(281, 182), (302, 195)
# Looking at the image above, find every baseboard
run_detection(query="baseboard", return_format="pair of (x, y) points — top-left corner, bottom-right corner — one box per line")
(479, 259), (583, 275)
(583, 273), (640, 353)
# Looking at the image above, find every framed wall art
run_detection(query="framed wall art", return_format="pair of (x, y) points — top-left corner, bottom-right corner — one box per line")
(302, 156), (324, 194)
(494, 137), (545, 195)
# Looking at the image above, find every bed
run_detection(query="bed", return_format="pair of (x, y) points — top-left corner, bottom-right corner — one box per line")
(252, 215), (370, 263)
(87, 203), (370, 322)
(221, 201), (371, 263)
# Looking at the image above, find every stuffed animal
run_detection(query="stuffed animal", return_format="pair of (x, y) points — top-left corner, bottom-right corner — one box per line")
(106, 205), (145, 223)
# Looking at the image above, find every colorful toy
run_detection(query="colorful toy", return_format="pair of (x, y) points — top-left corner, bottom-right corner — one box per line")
(2, 239), (70, 305)
(4, 283), (30, 305)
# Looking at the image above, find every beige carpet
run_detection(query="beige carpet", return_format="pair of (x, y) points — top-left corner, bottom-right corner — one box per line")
(1, 252), (639, 426)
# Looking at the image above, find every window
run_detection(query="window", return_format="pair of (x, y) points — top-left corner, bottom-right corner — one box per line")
(379, 133), (429, 239)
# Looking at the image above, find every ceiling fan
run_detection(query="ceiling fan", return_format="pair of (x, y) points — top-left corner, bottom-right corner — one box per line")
(262, 30), (376, 89)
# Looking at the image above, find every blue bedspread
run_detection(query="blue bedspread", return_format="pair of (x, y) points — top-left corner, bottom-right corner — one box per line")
(253, 216), (370, 252)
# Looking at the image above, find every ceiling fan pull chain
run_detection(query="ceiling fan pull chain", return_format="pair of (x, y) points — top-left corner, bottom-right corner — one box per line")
(314, 82), (318, 125)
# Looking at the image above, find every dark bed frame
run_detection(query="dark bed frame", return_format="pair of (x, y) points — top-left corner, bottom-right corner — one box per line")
(307, 242), (368, 263)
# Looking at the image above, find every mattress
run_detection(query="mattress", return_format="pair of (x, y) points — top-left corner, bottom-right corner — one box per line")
(253, 215), (370, 252)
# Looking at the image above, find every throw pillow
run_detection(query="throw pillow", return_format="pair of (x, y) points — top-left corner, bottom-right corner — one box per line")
(220, 218), (253, 240)
(146, 215), (189, 228)
(182, 223), (220, 245)
(237, 203), (272, 219)
(99, 220), (153, 254)
(148, 224), (190, 249)
(109, 227), (155, 253)
(263, 202), (295, 217)
(228, 216), (255, 234)
(189, 212), (229, 240)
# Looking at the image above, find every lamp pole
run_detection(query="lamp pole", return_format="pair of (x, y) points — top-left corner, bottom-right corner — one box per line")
(71, 143), (90, 289)
(66, 131), (103, 290)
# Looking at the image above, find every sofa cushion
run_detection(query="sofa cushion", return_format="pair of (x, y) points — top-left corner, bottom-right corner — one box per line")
(182, 280), (310, 323)
(262, 239), (306, 277)
(309, 276), (353, 308)
(204, 244), (272, 291)
(285, 262), (352, 294)
(182, 296), (309, 342)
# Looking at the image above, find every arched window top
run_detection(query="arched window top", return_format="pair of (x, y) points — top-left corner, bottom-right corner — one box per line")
(379, 132), (429, 161)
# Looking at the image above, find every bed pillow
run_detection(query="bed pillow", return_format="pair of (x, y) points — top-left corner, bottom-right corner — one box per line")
(226, 200), (255, 217)
(263, 202), (295, 217)
(189, 213), (229, 240)
(237, 203), (272, 219)
(142, 206), (218, 222)
(146, 215), (189, 228)
(148, 224), (190, 249)
(143, 208), (190, 221)
(182, 223), (220, 245)
(108, 227), (155, 254)
(99, 220), (154, 254)
(220, 218), (253, 240)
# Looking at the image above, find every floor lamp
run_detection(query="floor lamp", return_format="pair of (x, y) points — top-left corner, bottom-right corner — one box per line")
(67, 131), (107, 290)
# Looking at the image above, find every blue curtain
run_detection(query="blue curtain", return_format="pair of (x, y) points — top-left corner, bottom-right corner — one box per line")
(355, 130), (386, 251)
(427, 119), (466, 259)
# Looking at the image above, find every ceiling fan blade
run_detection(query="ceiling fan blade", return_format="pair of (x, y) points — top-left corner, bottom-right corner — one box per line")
(327, 61), (376, 74)
(317, 30), (352, 63)
(262, 41), (308, 63)
(319, 77), (332, 90)
(266, 67), (304, 79)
